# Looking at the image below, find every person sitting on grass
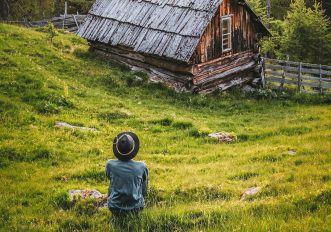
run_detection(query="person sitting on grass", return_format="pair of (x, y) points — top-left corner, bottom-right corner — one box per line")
(106, 132), (148, 216)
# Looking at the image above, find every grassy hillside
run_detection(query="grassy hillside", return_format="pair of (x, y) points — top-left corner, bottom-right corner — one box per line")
(0, 24), (330, 231)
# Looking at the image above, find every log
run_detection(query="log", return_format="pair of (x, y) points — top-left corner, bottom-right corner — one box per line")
(194, 61), (256, 86)
(199, 76), (251, 94)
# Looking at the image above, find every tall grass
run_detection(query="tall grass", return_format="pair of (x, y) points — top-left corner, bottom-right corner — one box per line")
(0, 23), (330, 231)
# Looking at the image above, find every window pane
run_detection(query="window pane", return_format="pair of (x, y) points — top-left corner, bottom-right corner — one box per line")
(222, 17), (231, 51)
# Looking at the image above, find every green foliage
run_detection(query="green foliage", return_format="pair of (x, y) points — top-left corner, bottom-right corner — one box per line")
(247, 0), (268, 23)
(281, 0), (331, 64)
(45, 22), (58, 42)
(259, 0), (331, 65)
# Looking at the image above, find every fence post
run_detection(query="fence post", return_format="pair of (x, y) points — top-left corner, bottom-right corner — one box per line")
(261, 58), (266, 88)
(63, 1), (67, 29)
(280, 60), (286, 89)
(319, 64), (323, 94)
(298, 62), (302, 92)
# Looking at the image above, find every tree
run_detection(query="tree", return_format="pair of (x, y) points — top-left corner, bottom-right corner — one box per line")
(281, 0), (331, 64)
(247, 0), (268, 23)
(45, 22), (58, 42)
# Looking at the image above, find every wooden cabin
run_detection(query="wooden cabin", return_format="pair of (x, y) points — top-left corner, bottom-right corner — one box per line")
(77, 0), (270, 93)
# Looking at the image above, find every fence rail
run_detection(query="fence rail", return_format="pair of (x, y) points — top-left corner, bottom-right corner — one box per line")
(2, 14), (86, 32)
(264, 58), (331, 94)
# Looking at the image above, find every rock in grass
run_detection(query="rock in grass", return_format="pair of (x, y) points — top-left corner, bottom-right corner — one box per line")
(55, 122), (97, 131)
(208, 132), (237, 143)
(69, 189), (105, 200)
(288, 150), (296, 155)
(240, 187), (261, 200)
(69, 189), (107, 209)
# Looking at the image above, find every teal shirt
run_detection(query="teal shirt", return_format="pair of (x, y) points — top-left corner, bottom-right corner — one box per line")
(105, 159), (148, 211)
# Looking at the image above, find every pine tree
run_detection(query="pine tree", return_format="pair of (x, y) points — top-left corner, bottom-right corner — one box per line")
(247, 0), (267, 23)
(281, 0), (331, 64)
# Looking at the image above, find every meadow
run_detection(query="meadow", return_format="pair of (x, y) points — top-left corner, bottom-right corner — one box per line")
(0, 23), (330, 231)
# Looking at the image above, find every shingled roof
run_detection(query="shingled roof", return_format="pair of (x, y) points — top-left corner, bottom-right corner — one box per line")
(77, 0), (222, 62)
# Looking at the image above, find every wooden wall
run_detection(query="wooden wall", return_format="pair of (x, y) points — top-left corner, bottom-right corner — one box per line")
(190, 0), (259, 64)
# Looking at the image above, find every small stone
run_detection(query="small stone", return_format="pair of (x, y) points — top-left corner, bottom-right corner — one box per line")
(208, 132), (237, 143)
(55, 122), (97, 132)
(69, 189), (102, 199)
(242, 85), (255, 93)
(134, 76), (143, 81)
(240, 187), (261, 200)
(69, 189), (107, 209)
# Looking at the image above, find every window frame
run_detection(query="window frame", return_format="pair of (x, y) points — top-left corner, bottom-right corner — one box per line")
(221, 16), (232, 53)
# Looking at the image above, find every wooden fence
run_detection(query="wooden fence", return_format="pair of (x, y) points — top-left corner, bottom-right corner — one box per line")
(2, 14), (86, 32)
(264, 58), (331, 93)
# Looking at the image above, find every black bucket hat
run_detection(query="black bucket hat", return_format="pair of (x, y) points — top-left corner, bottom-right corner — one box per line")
(113, 132), (140, 161)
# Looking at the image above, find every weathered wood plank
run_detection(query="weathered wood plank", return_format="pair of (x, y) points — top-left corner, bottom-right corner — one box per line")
(266, 76), (297, 85)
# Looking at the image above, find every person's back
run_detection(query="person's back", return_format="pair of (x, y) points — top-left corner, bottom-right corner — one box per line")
(105, 132), (148, 215)
(106, 159), (148, 212)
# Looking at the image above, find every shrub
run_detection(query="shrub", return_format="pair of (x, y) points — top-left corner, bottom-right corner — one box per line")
(45, 23), (58, 42)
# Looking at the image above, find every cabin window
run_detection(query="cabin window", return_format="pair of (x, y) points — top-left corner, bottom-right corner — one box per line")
(221, 16), (232, 52)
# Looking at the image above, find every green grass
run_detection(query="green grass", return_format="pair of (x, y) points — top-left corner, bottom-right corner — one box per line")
(0, 23), (330, 231)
